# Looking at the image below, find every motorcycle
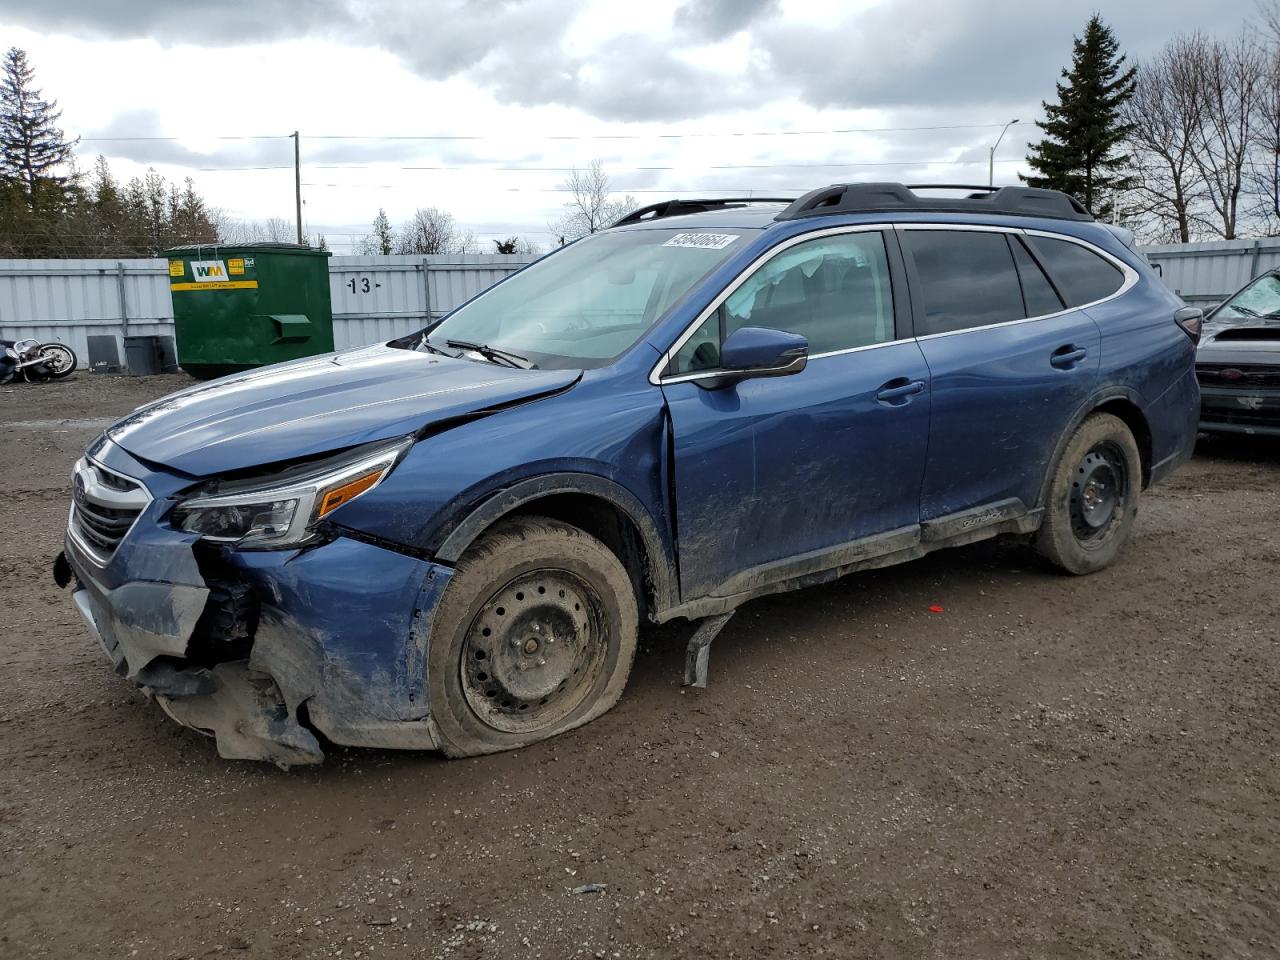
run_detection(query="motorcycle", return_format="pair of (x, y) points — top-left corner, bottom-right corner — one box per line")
(0, 338), (78, 384)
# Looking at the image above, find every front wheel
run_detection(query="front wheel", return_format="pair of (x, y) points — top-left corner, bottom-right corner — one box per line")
(427, 516), (638, 757)
(1036, 412), (1142, 575)
(39, 343), (77, 378)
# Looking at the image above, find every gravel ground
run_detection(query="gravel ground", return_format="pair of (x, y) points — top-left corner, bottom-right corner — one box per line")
(1, 372), (1277, 959)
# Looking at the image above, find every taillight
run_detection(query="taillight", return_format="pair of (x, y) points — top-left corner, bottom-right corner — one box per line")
(1175, 307), (1203, 343)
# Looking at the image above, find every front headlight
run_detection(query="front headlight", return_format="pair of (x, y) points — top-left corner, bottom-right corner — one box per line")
(171, 438), (411, 548)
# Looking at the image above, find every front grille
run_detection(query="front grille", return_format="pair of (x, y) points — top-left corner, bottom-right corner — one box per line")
(1201, 407), (1279, 427)
(69, 458), (151, 564)
(1196, 364), (1280, 389)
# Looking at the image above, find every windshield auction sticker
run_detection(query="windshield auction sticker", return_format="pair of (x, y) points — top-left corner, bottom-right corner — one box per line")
(663, 233), (739, 250)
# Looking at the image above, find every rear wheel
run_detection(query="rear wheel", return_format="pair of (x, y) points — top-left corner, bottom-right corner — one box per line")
(427, 516), (638, 757)
(1036, 413), (1142, 575)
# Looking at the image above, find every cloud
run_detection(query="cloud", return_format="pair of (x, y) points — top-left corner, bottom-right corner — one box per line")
(79, 109), (293, 169)
(752, 0), (1243, 111)
(1, 0), (1254, 127)
(0, 0), (354, 44)
(477, 33), (764, 121)
(672, 0), (781, 40)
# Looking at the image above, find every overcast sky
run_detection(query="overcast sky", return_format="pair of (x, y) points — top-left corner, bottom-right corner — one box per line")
(0, 0), (1257, 252)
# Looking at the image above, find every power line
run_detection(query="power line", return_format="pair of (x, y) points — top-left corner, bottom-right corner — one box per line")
(77, 134), (291, 142)
(73, 122), (1008, 144)
(309, 158), (982, 172)
(304, 122), (1008, 141)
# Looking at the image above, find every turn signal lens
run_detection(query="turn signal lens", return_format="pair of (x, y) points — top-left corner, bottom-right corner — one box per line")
(318, 469), (384, 518)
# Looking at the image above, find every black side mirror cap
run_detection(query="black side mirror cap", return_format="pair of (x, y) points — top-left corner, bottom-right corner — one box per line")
(698, 327), (809, 390)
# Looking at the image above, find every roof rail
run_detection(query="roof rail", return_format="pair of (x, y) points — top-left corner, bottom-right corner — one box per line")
(775, 182), (1093, 223)
(611, 197), (796, 228)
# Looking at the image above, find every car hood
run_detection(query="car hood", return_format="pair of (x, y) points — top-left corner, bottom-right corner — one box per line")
(108, 344), (581, 476)
(1197, 320), (1280, 366)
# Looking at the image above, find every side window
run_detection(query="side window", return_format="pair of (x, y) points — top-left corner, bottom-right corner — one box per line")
(1027, 235), (1125, 307)
(672, 232), (895, 374)
(1011, 236), (1065, 317)
(901, 230), (1025, 335)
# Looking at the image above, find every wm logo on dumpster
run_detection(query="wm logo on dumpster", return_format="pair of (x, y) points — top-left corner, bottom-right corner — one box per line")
(190, 260), (228, 282)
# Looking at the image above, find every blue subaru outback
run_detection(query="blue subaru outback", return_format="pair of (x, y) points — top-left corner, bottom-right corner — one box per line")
(56, 184), (1201, 766)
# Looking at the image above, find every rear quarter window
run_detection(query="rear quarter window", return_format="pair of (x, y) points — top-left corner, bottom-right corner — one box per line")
(1028, 235), (1126, 307)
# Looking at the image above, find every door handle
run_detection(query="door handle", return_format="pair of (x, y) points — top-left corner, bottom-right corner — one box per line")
(1050, 345), (1088, 369)
(876, 378), (926, 404)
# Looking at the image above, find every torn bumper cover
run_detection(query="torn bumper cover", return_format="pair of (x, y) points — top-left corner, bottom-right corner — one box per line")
(63, 520), (453, 768)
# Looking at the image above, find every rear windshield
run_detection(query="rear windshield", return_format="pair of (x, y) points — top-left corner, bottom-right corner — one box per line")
(1214, 274), (1280, 323)
(421, 228), (752, 369)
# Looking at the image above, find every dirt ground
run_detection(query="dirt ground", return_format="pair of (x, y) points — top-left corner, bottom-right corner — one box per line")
(1, 372), (1277, 960)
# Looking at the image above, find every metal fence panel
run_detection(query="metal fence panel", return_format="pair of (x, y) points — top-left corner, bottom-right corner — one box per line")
(0, 258), (172, 363)
(8, 243), (1280, 367)
(0, 253), (534, 364)
(1140, 239), (1280, 309)
(329, 253), (530, 351)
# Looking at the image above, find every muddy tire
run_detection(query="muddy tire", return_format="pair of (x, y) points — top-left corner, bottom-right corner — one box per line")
(427, 516), (638, 757)
(1036, 413), (1142, 575)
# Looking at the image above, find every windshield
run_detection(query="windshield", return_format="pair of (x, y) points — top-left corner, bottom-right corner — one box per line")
(421, 228), (752, 369)
(1215, 274), (1280, 323)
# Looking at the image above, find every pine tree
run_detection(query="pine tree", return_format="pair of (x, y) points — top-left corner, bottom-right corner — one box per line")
(0, 47), (77, 206)
(1023, 16), (1137, 219)
(362, 208), (394, 255)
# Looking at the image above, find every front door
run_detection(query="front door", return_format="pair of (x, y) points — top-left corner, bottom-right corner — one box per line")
(659, 228), (931, 600)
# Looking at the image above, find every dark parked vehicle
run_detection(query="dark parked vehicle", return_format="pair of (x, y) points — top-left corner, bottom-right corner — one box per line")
(55, 183), (1200, 767)
(1196, 268), (1280, 436)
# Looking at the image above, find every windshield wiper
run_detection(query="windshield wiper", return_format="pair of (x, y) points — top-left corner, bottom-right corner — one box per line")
(442, 339), (535, 369)
(1229, 304), (1262, 318)
(416, 335), (453, 357)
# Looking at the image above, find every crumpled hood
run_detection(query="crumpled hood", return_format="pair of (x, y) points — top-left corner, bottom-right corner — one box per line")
(109, 344), (581, 476)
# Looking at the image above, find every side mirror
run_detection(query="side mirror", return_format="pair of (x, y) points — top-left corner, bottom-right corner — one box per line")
(699, 326), (807, 389)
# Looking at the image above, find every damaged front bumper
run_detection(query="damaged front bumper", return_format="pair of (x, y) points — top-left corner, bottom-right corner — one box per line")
(60, 441), (453, 768)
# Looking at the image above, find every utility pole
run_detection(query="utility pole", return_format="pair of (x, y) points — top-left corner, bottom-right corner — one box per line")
(292, 131), (303, 245)
(988, 118), (1020, 187)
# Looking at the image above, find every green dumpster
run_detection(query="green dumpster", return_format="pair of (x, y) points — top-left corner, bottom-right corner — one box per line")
(165, 242), (334, 379)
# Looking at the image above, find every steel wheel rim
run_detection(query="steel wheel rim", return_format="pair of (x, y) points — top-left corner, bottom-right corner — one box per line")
(1069, 442), (1127, 544)
(460, 569), (608, 734)
(42, 346), (73, 374)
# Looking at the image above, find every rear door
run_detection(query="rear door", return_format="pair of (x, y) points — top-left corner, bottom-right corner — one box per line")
(898, 226), (1102, 519)
(658, 227), (931, 600)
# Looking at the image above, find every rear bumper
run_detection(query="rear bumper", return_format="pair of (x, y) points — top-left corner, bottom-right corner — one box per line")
(1198, 384), (1280, 436)
(63, 527), (453, 768)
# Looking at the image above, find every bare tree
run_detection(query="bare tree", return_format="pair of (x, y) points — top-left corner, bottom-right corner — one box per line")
(1191, 33), (1266, 239)
(1247, 39), (1280, 233)
(1122, 36), (1210, 242)
(549, 160), (638, 241)
(216, 215), (296, 244)
(395, 207), (476, 255)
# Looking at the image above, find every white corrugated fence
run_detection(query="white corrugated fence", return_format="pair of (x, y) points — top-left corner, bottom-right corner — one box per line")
(0, 253), (533, 369)
(2, 240), (1275, 372)
(1142, 238), (1280, 309)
